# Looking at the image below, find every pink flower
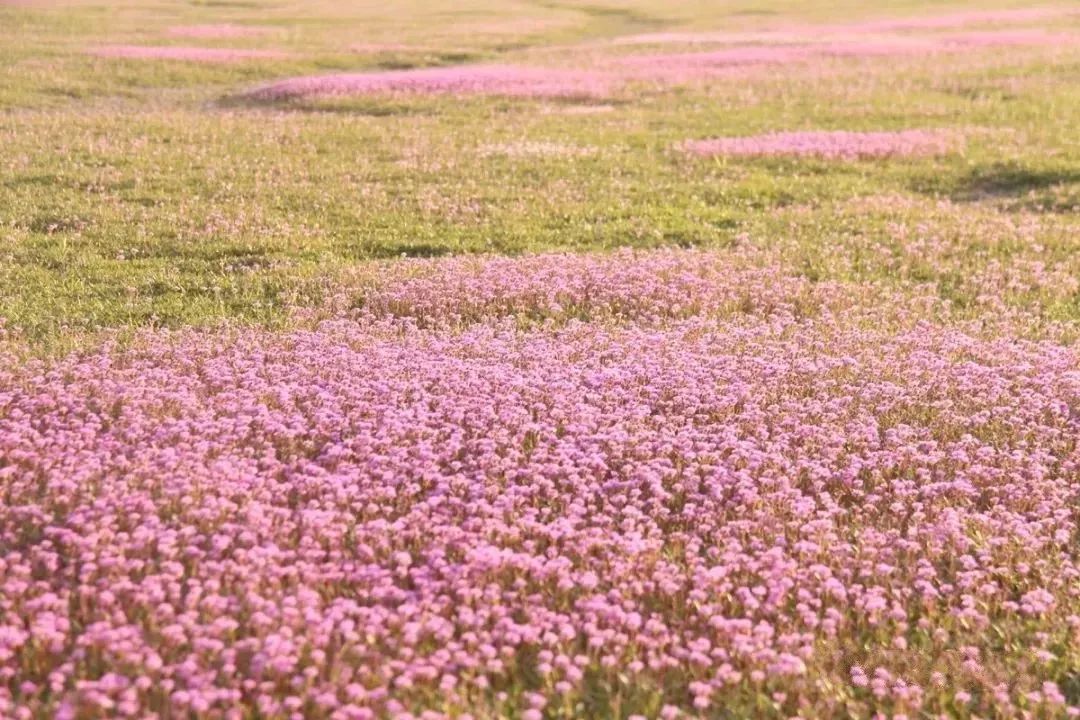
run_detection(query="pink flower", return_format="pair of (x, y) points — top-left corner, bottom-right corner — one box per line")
(682, 130), (958, 160)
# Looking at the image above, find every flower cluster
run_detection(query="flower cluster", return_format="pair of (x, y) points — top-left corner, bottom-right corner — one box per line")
(617, 30), (1068, 79)
(230, 6), (1075, 105)
(350, 249), (824, 324)
(609, 7), (1075, 46)
(2, 250), (1080, 719)
(682, 130), (958, 160)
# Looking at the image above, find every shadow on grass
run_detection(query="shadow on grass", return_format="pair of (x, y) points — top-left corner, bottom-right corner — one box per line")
(27, 215), (87, 234)
(363, 243), (458, 259)
(913, 162), (1080, 213)
(528, 0), (668, 33)
(217, 90), (622, 117)
(371, 51), (486, 72)
(214, 93), (427, 117)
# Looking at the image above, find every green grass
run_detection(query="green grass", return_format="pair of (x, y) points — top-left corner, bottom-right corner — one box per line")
(0, 0), (1078, 343)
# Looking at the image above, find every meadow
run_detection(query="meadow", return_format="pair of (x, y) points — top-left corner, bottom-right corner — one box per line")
(1, 0), (1079, 717)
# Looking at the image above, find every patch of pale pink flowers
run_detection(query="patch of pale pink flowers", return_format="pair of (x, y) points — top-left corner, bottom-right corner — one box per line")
(609, 7), (1076, 46)
(682, 129), (959, 160)
(613, 29), (1075, 81)
(2, 249), (1079, 718)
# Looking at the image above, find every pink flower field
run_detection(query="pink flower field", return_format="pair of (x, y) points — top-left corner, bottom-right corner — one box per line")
(609, 7), (1076, 46)
(615, 31), (1071, 81)
(682, 131), (959, 160)
(3, 252), (1080, 718)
